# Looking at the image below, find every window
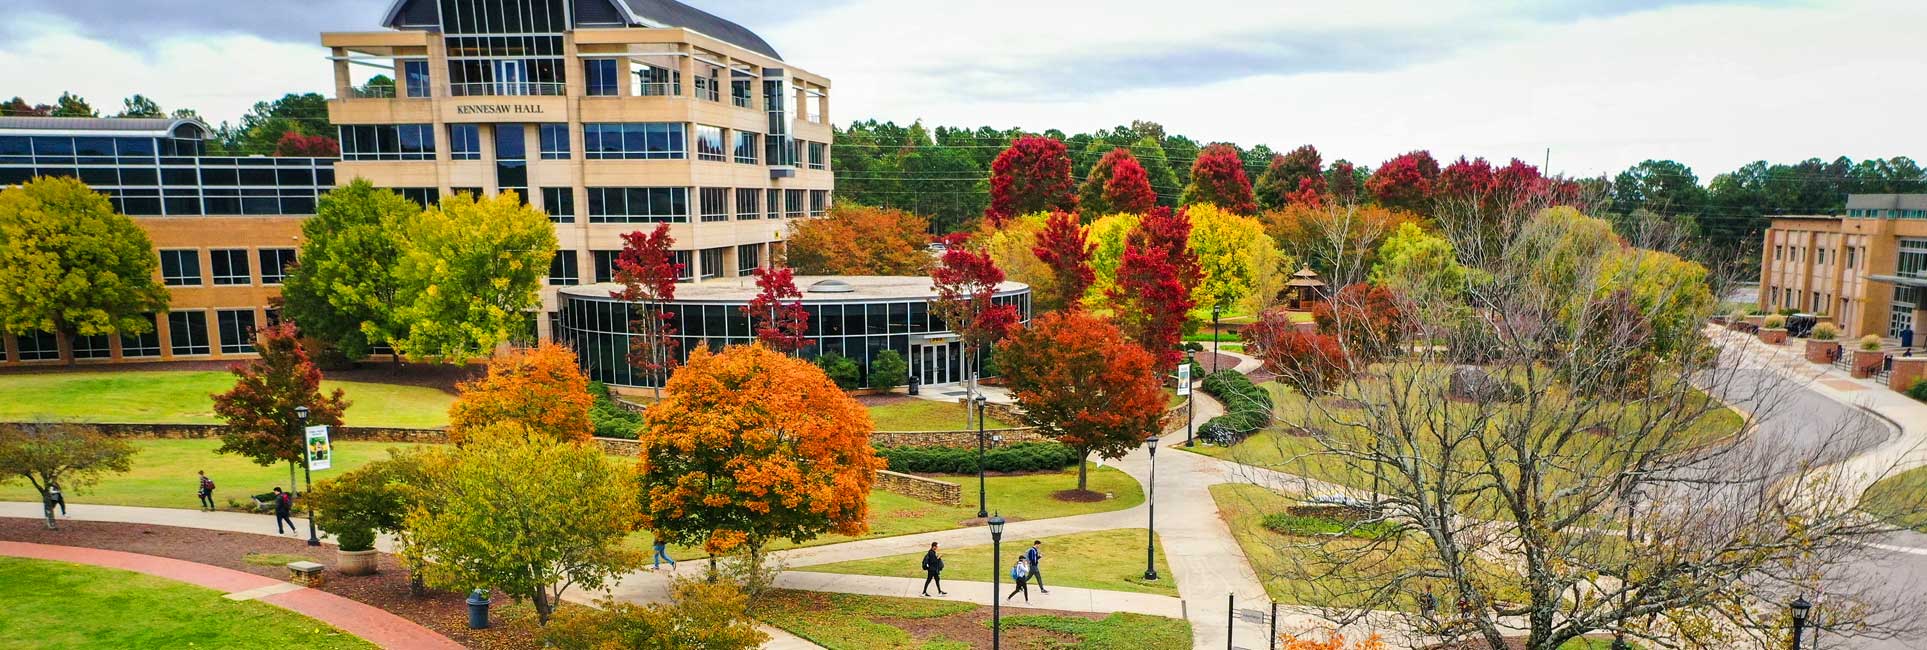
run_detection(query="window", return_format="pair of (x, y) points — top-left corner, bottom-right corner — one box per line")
(694, 69), (720, 102)
(449, 124), (482, 160)
(695, 125), (726, 161)
(168, 311), (210, 356)
(258, 249), (297, 285)
(673, 251), (695, 281)
(160, 250), (200, 286)
(72, 334), (112, 359)
(586, 187), (688, 223)
(541, 187), (575, 222)
(496, 124), (527, 200)
(120, 314), (160, 357)
(209, 249), (250, 285)
(635, 65), (680, 96)
(699, 188), (729, 222)
(808, 142), (826, 170)
(217, 310), (257, 354)
(810, 190), (828, 217)
(766, 189), (780, 220)
(338, 124), (436, 161)
(403, 59), (432, 97)
(549, 250), (578, 285)
(583, 123), (684, 160)
(15, 331), (59, 361)
(1847, 247), (1858, 269)
(732, 78), (753, 108)
(737, 243), (761, 275)
(735, 188), (760, 220)
(785, 189), (805, 219)
(732, 131), (758, 164)
(539, 124), (570, 159)
(395, 187), (440, 208)
(585, 59), (619, 96)
(495, 124), (526, 161)
(593, 250), (620, 283)
(265, 309), (282, 326)
(700, 248), (724, 280)
(451, 187), (483, 199)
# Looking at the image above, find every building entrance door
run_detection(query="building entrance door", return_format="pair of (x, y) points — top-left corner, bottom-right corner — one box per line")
(911, 342), (959, 386)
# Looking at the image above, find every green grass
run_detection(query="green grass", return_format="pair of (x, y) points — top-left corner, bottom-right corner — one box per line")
(242, 552), (319, 567)
(637, 463), (1145, 560)
(755, 590), (1189, 650)
(0, 557), (376, 649)
(0, 438), (427, 509)
(0, 370), (454, 428)
(869, 399), (1014, 431)
(1260, 513), (1399, 540)
(806, 528), (1176, 596)
(1862, 465), (1927, 532)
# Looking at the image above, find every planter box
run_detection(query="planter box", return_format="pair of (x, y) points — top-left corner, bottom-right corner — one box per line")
(1710, 315), (1729, 325)
(336, 549), (379, 576)
(1891, 357), (1927, 392)
(1759, 328), (1787, 345)
(1851, 349), (1887, 379)
(1745, 315), (1766, 327)
(1805, 340), (1841, 364)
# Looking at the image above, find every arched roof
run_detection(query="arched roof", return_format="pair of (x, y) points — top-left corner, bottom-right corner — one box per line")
(381, 0), (782, 61)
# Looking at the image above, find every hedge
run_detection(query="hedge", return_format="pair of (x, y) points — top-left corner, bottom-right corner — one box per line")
(589, 381), (644, 439)
(877, 442), (1081, 474)
(1199, 370), (1272, 443)
(1262, 512), (1399, 540)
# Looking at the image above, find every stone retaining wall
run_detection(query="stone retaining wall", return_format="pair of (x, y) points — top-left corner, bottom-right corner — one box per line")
(0, 421), (451, 444)
(870, 428), (1045, 448)
(872, 469), (961, 506)
(594, 437), (641, 456)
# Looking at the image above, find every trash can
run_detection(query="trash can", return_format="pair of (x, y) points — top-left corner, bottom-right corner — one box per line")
(466, 589), (491, 629)
(907, 375), (920, 396)
(1903, 327), (1915, 350)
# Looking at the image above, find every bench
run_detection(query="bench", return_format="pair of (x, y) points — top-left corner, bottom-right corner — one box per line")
(287, 561), (325, 587)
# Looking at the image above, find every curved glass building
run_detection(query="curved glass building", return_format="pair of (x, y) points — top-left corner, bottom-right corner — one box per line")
(556, 276), (1030, 387)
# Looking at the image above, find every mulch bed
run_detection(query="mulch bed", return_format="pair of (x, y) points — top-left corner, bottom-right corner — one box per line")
(1193, 351), (1244, 374)
(1049, 489), (1109, 503)
(0, 518), (541, 650)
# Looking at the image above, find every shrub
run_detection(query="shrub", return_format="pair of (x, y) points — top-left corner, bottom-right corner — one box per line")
(1860, 335), (1884, 351)
(1777, 307), (1800, 316)
(1909, 379), (1927, 403)
(1729, 308), (1749, 322)
(1812, 323), (1839, 341)
(814, 351), (862, 389)
(1762, 314), (1787, 329)
(336, 527), (377, 552)
(588, 381), (644, 439)
(869, 349), (909, 389)
(1261, 513), (1398, 540)
(876, 441), (1080, 474)
(1198, 370), (1273, 444)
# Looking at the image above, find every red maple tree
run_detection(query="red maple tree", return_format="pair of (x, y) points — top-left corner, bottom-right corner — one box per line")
(930, 245), (1022, 395)
(743, 266), (812, 353)
(1107, 206), (1198, 370)
(1436, 156), (1497, 206)
(211, 322), (350, 486)
(1078, 148), (1157, 215)
(1309, 283), (1405, 363)
(1365, 150), (1440, 213)
(611, 225), (683, 393)
(1327, 160), (1361, 204)
(1255, 145), (1326, 210)
(1240, 310), (1354, 395)
(986, 135), (1077, 226)
(1287, 177), (1325, 209)
(275, 131), (341, 157)
(1031, 210), (1095, 310)
(1180, 144), (1258, 215)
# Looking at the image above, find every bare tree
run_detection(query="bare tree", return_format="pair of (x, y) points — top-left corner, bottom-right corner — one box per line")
(0, 422), (137, 529)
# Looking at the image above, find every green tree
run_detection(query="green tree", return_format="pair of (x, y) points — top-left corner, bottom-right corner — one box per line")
(542, 581), (768, 650)
(280, 180), (420, 360)
(869, 348), (909, 389)
(392, 190), (556, 362)
(1130, 136), (1182, 206)
(1609, 159), (1707, 217)
(117, 95), (164, 118)
(230, 93), (331, 155)
(307, 448), (430, 552)
(403, 424), (642, 625)
(1370, 221), (1469, 301)
(0, 177), (169, 364)
(813, 350), (862, 389)
(0, 422), (136, 529)
(50, 92), (96, 117)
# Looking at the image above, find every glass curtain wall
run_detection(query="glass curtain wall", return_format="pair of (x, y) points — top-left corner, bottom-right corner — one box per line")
(438, 0), (568, 96)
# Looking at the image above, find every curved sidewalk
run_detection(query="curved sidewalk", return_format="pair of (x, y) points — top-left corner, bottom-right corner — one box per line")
(0, 540), (462, 650)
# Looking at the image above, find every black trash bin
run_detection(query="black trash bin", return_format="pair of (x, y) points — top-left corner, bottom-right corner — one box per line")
(908, 375), (920, 396)
(466, 589), (491, 629)
(1903, 327), (1916, 350)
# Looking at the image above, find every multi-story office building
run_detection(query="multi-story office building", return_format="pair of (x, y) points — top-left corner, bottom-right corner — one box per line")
(324, 0), (834, 339)
(1759, 194), (1927, 339)
(0, 117), (334, 364)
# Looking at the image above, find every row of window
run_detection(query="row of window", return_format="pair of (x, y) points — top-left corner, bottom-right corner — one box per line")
(0, 158), (335, 216)
(0, 136), (205, 164)
(0, 310), (270, 362)
(1847, 208), (1927, 219)
(338, 123), (823, 169)
(548, 244), (766, 287)
(579, 187), (826, 223)
(158, 249), (297, 287)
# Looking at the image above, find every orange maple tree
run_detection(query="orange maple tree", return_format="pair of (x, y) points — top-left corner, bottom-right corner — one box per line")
(635, 344), (882, 561)
(446, 342), (595, 443)
(995, 311), (1165, 491)
(784, 204), (932, 276)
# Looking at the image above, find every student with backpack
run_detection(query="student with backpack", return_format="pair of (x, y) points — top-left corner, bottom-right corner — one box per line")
(921, 542), (947, 596)
(46, 482), (66, 517)
(1006, 556), (1031, 603)
(197, 471), (216, 511)
(272, 487), (297, 535)
(1024, 540), (1049, 594)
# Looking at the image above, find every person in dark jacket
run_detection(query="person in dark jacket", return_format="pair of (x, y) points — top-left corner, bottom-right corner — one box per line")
(47, 482), (66, 516)
(921, 542), (947, 596)
(272, 487), (297, 535)
(197, 470), (216, 511)
(1024, 540), (1048, 594)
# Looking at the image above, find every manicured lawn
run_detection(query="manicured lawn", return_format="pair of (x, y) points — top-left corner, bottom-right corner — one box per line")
(755, 589), (1190, 650)
(1862, 465), (1927, 532)
(869, 399), (1014, 431)
(0, 438), (427, 509)
(0, 370), (454, 428)
(0, 557), (375, 649)
(639, 463), (1145, 560)
(805, 528), (1176, 596)
(1211, 483), (1524, 610)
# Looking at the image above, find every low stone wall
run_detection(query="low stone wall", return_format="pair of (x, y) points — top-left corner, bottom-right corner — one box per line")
(872, 469), (961, 506)
(0, 421), (450, 444)
(594, 436), (641, 456)
(870, 428), (1045, 448)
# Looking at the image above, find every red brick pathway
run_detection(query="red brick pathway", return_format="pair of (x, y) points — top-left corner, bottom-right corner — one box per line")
(0, 541), (463, 650)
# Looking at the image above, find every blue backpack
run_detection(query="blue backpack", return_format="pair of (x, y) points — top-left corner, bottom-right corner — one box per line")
(1011, 559), (1030, 581)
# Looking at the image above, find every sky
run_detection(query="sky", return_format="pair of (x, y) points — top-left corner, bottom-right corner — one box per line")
(2, 0), (1921, 180)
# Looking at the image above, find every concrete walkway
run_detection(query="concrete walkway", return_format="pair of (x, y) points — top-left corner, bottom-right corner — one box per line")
(0, 540), (462, 650)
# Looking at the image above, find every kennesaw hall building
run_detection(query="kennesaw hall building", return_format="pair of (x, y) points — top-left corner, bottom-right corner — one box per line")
(0, 0), (834, 367)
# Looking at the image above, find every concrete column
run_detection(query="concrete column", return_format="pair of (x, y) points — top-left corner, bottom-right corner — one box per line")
(677, 43), (696, 99)
(333, 48), (352, 98)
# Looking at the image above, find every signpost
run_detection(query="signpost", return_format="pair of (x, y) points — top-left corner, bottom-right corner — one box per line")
(304, 425), (333, 472)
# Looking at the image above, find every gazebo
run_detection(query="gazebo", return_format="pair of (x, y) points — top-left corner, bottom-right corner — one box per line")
(1283, 267), (1328, 310)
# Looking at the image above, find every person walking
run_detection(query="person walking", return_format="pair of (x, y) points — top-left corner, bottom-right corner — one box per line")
(1006, 556), (1031, 603)
(272, 487), (297, 535)
(47, 482), (66, 517)
(1024, 540), (1049, 594)
(197, 470), (216, 511)
(651, 540), (676, 571)
(921, 542), (947, 596)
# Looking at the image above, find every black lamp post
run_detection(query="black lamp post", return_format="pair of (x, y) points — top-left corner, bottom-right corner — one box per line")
(989, 513), (1006, 650)
(294, 405), (319, 547)
(1211, 304), (1222, 373)
(975, 395), (990, 519)
(1790, 595), (1811, 650)
(1143, 436), (1159, 581)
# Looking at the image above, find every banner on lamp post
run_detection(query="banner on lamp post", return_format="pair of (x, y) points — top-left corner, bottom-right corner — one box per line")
(1176, 363), (1191, 396)
(304, 425), (333, 471)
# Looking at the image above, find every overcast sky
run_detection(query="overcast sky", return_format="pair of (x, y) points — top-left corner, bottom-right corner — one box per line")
(2, 0), (1920, 179)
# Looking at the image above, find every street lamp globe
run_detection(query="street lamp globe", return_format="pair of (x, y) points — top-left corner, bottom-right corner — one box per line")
(1791, 595), (1811, 623)
(988, 513), (1005, 541)
(1147, 436), (1158, 454)
(294, 405), (309, 421)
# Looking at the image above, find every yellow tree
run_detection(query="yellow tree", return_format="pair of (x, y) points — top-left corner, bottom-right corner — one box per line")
(0, 176), (169, 364)
(636, 344), (881, 563)
(976, 213), (1057, 309)
(392, 190), (556, 362)
(1084, 212), (1142, 307)
(446, 342), (595, 443)
(1187, 203), (1284, 316)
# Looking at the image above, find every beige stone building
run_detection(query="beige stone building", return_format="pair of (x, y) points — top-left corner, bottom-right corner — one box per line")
(1759, 194), (1927, 340)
